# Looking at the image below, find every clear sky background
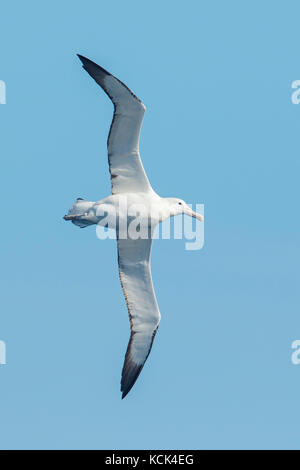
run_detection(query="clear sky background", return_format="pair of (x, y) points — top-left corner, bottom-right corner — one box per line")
(0, 0), (300, 450)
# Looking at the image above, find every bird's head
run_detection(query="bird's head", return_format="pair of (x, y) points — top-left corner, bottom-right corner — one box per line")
(166, 198), (204, 221)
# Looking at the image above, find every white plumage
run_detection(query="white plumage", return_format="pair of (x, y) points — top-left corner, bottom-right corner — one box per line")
(64, 55), (203, 398)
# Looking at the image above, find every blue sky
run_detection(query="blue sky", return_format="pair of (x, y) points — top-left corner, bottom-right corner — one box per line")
(1, 0), (300, 450)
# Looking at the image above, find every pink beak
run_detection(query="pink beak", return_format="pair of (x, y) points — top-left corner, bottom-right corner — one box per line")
(184, 208), (204, 222)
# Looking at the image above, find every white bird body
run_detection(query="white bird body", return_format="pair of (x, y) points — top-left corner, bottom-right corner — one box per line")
(66, 192), (195, 229)
(64, 55), (203, 398)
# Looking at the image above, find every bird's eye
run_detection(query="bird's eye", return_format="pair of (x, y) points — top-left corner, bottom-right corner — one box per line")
(178, 202), (182, 205)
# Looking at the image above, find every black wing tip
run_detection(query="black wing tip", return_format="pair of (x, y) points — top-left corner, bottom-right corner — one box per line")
(77, 53), (89, 67)
(77, 53), (85, 61)
(120, 381), (137, 400)
(76, 54), (111, 76)
(120, 328), (159, 399)
(121, 375), (139, 399)
(76, 54), (144, 105)
(77, 53), (92, 65)
(120, 361), (144, 400)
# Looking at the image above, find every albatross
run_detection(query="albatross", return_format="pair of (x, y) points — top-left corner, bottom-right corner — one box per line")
(64, 55), (204, 398)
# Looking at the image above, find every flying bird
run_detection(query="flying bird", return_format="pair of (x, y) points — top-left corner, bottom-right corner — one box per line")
(64, 55), (203, 398)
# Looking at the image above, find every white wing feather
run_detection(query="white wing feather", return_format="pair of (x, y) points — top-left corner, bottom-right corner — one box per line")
(117, 238), (160, 398)
(77, 55), (152, 194)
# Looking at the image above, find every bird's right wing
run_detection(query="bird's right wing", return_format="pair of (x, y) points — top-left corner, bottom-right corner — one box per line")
(117, 237), (161, 398)
(77, 55), (152, 195)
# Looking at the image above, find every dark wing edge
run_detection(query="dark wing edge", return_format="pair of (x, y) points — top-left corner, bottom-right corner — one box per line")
(117, 238), (160, 399)
(121, 327), (159, 399)
(77, 54), (143, 105)
(77, 54), (150, 195)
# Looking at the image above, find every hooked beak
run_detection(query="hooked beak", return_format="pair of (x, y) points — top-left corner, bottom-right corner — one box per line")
(184, 208), (204, 222)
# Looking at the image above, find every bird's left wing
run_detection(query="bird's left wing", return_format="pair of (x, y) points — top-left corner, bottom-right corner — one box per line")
(77, 55), (152, 195)
(117, 237), (161, 398)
